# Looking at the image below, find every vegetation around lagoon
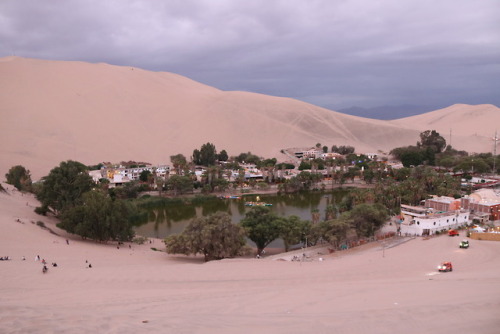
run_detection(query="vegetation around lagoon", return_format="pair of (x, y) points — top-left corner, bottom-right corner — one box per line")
(4, 130), (499, 259)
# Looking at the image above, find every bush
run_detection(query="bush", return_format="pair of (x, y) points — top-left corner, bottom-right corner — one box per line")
(257, 182), (269, 190)
(5, 165), (32, 192)
(59, 190), (136, 242)
(165, 212), (246, 261)
(34, 206), (48, 216)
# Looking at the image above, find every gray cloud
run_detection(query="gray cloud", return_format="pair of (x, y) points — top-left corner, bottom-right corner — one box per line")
(1, 0), (499, 111)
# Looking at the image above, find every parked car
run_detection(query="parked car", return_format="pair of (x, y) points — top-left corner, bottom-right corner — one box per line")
(448, 229), (459, 236)
(438, 261), (453, 272)
(470, 225), (485, 233)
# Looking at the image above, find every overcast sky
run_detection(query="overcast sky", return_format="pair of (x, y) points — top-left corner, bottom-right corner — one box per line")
(1, 0), (499, 111)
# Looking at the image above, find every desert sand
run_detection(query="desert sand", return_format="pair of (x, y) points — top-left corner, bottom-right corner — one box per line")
(1, 57), (499, 180)
(1, 183), (499, 334)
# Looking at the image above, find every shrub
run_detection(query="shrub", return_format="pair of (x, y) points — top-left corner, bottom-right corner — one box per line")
(34, 206), (48, 216)
(5, 165), (32, 192)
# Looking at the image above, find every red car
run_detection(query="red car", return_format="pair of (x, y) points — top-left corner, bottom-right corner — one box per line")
(448, 229), (459, 237)
(438, 262), (453, 272)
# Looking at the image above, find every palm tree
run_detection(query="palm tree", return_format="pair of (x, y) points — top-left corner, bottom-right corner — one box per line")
(311, 209), (321, 224)
(325, 204), (337, 221)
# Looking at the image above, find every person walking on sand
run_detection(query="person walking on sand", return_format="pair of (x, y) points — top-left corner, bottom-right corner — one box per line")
(66, 239), (69, 245)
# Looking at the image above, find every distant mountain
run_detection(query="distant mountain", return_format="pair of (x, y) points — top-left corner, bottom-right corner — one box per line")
(0, 57), (498, 179)
(337, 105), (440, 120)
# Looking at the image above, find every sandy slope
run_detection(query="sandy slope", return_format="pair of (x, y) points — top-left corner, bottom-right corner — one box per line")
(391, 104), (500, 153)
(1, 184), (499, 334)
(1, 57), (499, 179)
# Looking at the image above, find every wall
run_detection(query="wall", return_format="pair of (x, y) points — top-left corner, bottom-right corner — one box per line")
(469, 233), (500, 241)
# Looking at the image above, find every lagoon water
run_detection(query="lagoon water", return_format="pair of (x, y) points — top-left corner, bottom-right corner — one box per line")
(134, 190), (349, 242)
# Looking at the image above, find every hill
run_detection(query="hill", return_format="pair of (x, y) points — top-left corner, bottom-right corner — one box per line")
(391, 104), (500, 153)
(2, 181), (500, 333)
(1, 57), (498, 179)
(337, 104), (437, 120)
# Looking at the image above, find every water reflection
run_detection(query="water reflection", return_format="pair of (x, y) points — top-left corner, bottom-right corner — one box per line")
(134, 189), (349, 239)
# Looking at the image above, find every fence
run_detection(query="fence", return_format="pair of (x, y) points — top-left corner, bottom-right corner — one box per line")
(469, 232), (500, 241)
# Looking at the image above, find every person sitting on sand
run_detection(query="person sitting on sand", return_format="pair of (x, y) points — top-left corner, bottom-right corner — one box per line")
(42, 265), (48, 273)
(52, 262), (58, 267)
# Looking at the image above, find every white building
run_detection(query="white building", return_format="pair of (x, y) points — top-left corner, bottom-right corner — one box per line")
(399, 204), (469, 236)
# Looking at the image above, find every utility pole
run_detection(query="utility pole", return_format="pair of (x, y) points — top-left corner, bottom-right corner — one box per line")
(493, 130), (498, 175)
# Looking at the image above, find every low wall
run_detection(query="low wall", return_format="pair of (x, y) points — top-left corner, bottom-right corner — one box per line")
(469, 232), (500, 241)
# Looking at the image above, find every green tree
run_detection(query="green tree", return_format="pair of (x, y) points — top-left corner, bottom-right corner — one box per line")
(35, 160), (94, 215)
(194, 142), (218, 166)
(400, 149), (425, 167)
(298, 161), (312, 170)
(345, 203), (389, 238)
(325, 204), (338, 221)
(418, 130), (446, 153)
(5, 165), (32, 191)
(59, 190), (136, 242)
(139, 170), (152, 182)
(279, 216), (310, 252)
(164, 212), (246, 261)
(170, 154), (188, 175)
(166, 175), (194, 196)
(235, 152), (261, 164)
(192, 149), (201, 165)
(362, 168), (375, 184)
(337, 145), (355, 155)
(240, 206), (282, 255)
(322, 218), (351, 247)
(218, 150), (229, 162)
(109, 180), (146, 200)
(393, 167), (411, 181)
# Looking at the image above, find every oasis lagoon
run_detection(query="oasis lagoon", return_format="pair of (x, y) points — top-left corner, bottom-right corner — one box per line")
(134, 189), (350, 241)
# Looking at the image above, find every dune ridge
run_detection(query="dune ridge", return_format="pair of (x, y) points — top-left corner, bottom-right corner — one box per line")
(1, 57), (499, 179)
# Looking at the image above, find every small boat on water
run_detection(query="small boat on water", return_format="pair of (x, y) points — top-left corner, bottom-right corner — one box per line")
(244, 201), (272, 207)
(219, 195), (241, 199)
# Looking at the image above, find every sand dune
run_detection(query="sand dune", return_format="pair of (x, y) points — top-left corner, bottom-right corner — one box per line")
(1, 57), (499, 180)
(1, 183), (499, 333)
(391, 104), (500, 153)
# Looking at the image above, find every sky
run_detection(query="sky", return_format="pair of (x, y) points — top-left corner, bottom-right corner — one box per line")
(1, 0), (499, 113)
